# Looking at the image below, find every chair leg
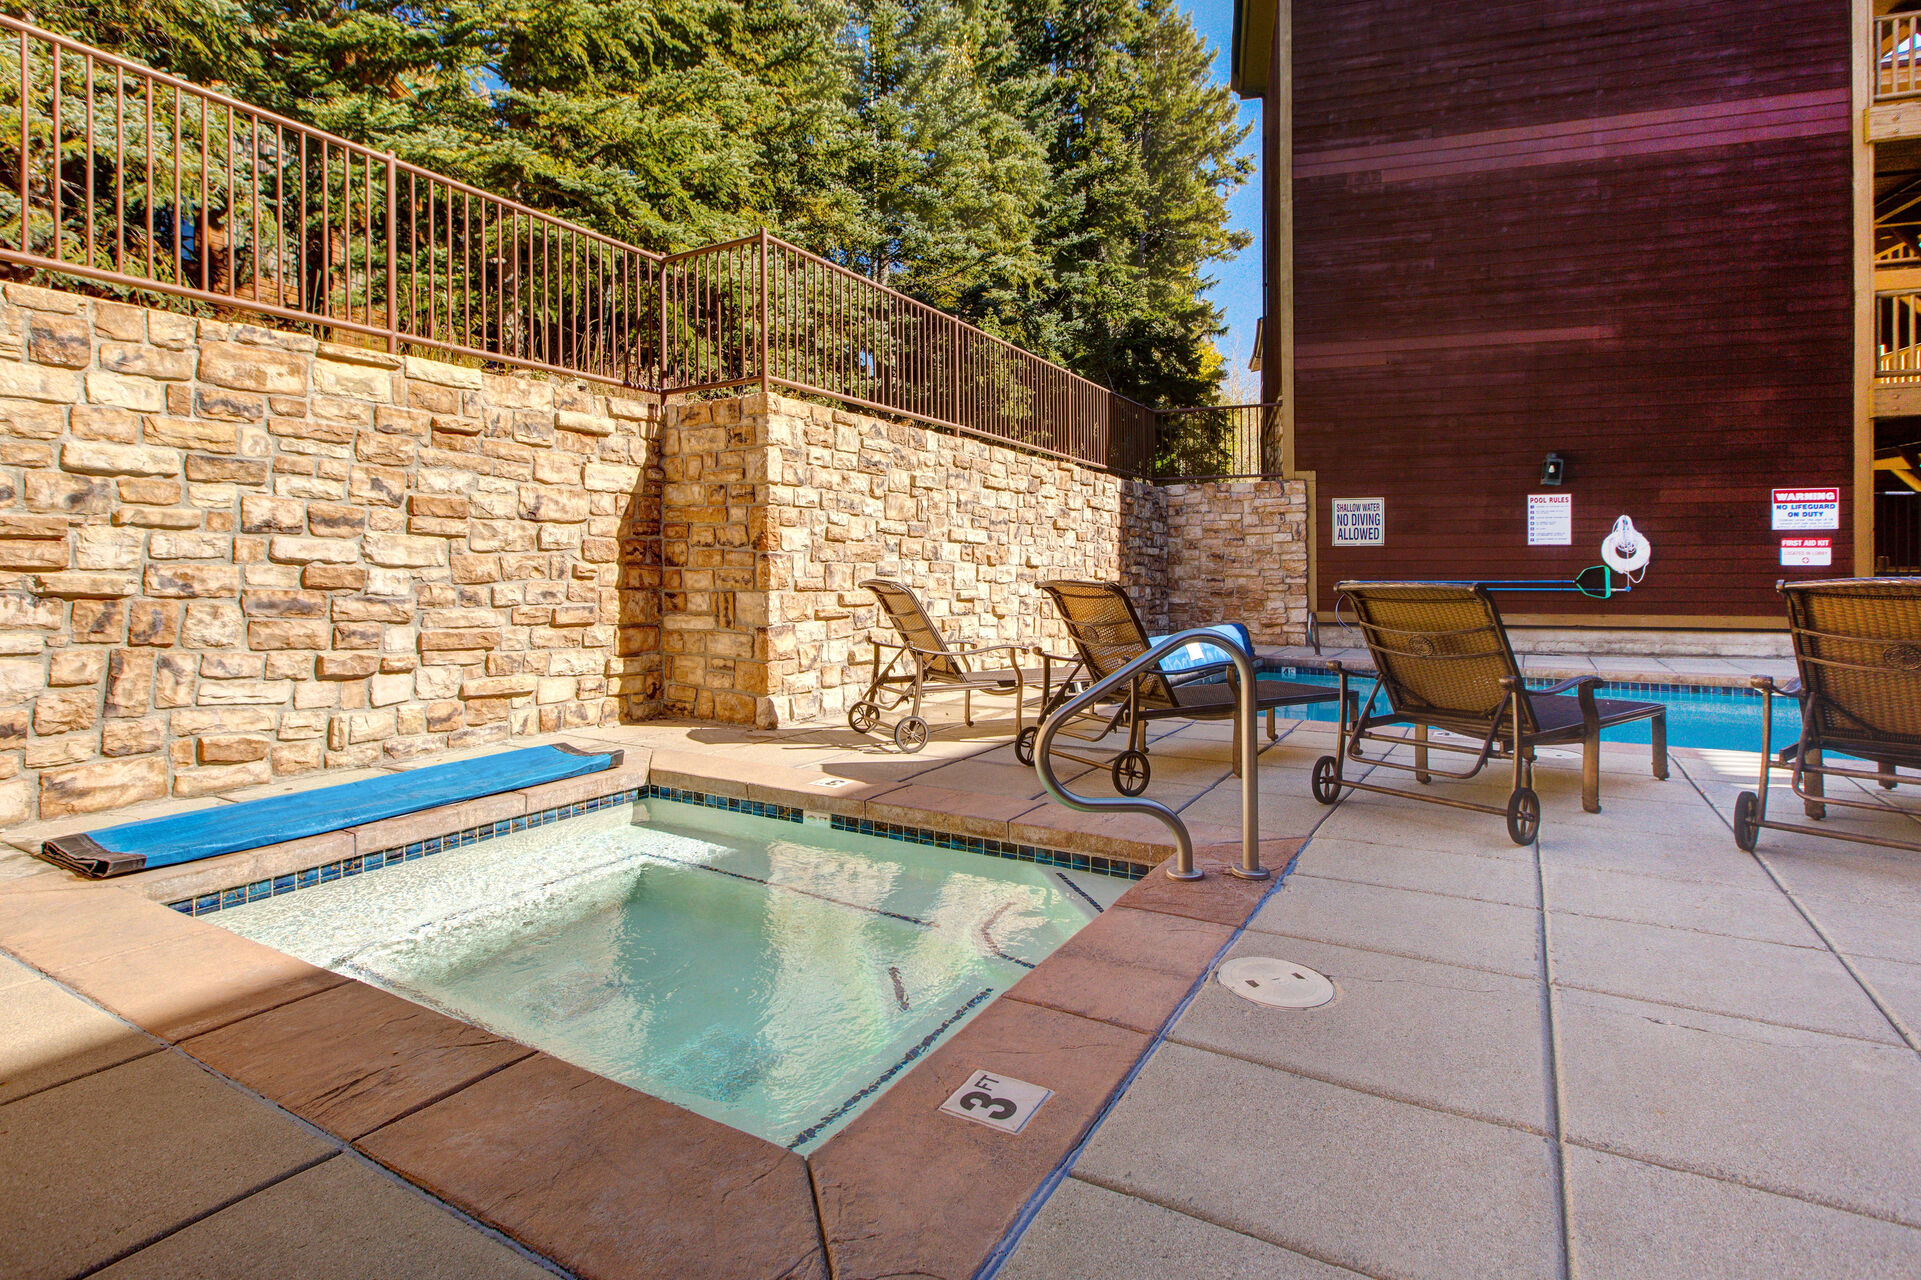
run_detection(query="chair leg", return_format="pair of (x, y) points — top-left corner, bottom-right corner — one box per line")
(1414, 723), (1430, 784)
(964, 688), (973, 728)
(1582, 729), (1601, 814)
(1803, 747), (1825, 820)
(1267, 706), (1278, 742)
(1651, 712), (1668, 780)
(1881, 760), (1898, 791)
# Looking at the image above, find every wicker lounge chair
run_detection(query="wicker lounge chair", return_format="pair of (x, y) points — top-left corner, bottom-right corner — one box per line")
(1030, 579), (1342, 795)
(1735, 578), (1921, 854)
(848, 578), (1034, 752)
(1312, 582), (1668, 844)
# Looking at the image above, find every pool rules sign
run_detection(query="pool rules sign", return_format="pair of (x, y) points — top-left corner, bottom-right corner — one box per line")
(1331, 497), (1385, 546)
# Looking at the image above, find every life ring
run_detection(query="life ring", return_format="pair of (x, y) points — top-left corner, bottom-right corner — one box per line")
(1601, 515), (1651, 576)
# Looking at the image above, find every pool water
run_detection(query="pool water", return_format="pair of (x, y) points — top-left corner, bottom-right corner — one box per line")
(1263, 667), (1802, 754)
(210, 799), (1117, 1151)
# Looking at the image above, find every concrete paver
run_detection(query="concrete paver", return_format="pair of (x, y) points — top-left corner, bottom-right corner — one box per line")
(1542, 862), (1821, 947)
(998, 1177), (1362, 1280)
(1548, 911), (1901, 1042)
(0, 1049), (335, 1280)
(1070, 1042), (1565, 1280)
(1170, 932), (1553, 1131)
(0, 969), (160, 1104)
(1554, 987), (1921, 1225)
(182, 979), (536, 1141)
(1290, 834), (1542, 908)
(358, 1052), (826, 1280)
(1563, 1146), (1921, 1280)
(90, 1155), (559, 1280)
(1249, 874), (1545, 978)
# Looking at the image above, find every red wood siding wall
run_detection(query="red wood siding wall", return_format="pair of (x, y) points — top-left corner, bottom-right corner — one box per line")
(1289, 0), (1854, 622)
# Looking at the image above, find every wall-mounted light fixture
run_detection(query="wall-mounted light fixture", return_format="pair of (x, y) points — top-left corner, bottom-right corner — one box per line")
(1540, 452), (1566, 486)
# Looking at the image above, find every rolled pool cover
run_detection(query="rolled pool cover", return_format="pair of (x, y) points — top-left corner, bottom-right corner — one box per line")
(1150, 622), (1256, 676)
(39, 743), (623, 879)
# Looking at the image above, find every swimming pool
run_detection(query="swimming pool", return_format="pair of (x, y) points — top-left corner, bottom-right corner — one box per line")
(1262, 667), (1801, 754)
(209, 797), (1119, 1151)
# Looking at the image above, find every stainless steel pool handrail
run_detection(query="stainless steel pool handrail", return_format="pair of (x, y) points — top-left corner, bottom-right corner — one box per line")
(1033, 628), (1268, 882)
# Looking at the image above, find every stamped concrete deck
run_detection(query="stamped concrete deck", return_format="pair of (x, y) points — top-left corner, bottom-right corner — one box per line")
(4, 694), (1921, 1279)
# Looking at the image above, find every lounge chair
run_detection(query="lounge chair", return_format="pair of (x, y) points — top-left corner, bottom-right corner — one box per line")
(848, 578), (1033, 752)
(1736, 578), (1921, 854)
(1030, 579), (1343, 794)
(1311, 582), (1667, 843)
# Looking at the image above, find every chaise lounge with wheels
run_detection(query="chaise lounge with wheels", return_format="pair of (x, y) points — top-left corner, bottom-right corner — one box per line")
(1735, 577), (1921, 854)
(1310, 581), (1668, 844)
(1030, 579), (1344, 794)
(846, 578), (1034, 752)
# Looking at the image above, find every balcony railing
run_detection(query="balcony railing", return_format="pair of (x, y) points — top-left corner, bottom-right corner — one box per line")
(1875, 14), (1921, 102)
(0, 13), (1282, 481)
(1878, 289), (1921, 383)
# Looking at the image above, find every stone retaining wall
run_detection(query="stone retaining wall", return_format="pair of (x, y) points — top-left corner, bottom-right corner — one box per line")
(0, 286), (1310, 818)
(658, 394), (1308, 728)
(0, 285), (659, 823)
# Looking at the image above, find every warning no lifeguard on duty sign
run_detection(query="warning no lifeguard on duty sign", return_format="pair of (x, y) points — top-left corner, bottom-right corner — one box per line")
(1772, 487), (1840, 531)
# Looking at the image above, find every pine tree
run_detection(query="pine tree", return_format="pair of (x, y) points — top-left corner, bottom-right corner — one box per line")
(1010, 0), (1251, 415)
(844, 0), (1047, 335)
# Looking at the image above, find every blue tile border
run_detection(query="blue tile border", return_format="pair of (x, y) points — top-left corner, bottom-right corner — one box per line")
(827, 814), (1150, 881)
(169, 785), (648, 917)
(167, 782), (1134, 916)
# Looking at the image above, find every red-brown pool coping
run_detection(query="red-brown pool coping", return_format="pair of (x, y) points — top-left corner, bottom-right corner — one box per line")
(0, 751), (1302, 1280)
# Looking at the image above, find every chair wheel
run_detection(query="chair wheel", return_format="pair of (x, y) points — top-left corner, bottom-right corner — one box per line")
(1311, 755), (1342, 805)
(893, 716), (929, 753)
(1506, 786), (1541, 845)
(848, 701), (879, 733)
(1734, 790), (1761, 852)
(1112, 749), (1151, 796)
(1013, 725), (1038, 767)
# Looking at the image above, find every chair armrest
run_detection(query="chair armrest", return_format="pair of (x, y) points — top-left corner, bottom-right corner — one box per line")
(1751, 674), (1803, 697)
(1031, 647), (1079, 664)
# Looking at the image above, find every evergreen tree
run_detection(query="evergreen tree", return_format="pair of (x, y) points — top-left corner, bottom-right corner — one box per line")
(843, 0), (1046, 335)
(1009, 0), (1249, 416)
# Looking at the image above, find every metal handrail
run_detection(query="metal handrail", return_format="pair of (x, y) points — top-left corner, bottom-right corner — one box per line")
(1033, 628), (1268, 882)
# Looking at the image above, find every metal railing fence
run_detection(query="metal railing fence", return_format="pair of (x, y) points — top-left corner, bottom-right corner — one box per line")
(1152, 403), (1280, 480)
(0, 14), (1287, 481)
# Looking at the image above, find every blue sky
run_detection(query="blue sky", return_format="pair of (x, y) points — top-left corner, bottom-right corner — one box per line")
(1182, 0), (1263, 382)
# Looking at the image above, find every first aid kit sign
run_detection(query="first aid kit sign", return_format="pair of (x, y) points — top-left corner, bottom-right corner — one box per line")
(1331, 498), (1385, 546)
(1781, 537), (1832, 568)
(1772, 488), (1840, 531)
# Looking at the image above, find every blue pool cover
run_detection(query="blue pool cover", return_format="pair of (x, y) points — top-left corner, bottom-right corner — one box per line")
(40, 744), (621, 879)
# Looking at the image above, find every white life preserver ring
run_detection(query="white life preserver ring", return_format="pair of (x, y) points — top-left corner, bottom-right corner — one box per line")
(1601, 515), (1651, 575)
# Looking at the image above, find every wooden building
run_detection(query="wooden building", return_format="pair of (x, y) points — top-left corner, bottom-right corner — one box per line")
(1233, 0), (1876, 630)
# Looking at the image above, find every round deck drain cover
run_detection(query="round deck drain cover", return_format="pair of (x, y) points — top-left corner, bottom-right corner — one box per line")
(1217, 957), (1335, 1009)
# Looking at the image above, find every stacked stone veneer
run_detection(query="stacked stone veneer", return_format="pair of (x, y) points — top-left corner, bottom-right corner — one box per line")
(0, 285), (659, 824)
(1159, 479), (1311, 643)
(0, 285), (1309, 820)
(659, 394), (1308, 728)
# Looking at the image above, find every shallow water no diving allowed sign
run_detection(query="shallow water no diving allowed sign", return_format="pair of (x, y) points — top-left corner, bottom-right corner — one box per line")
(939, 1070), (1053, 1135)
